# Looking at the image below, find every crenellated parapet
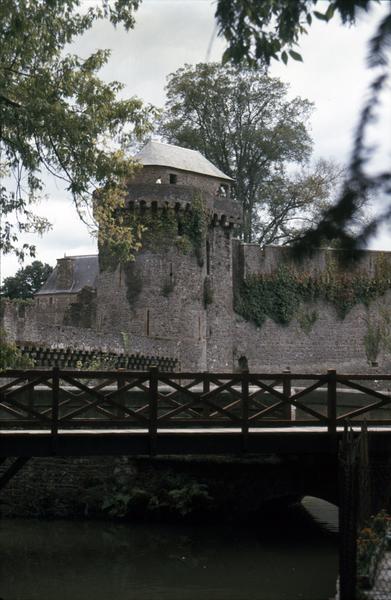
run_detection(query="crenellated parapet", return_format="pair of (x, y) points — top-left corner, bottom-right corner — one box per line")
(126, 183), (242, 229)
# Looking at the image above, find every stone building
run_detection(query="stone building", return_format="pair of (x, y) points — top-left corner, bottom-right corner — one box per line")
(3, 140), (391, 373)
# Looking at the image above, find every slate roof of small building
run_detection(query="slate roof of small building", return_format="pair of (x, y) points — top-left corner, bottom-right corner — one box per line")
(135, 141), (233, 182)
(36, 255), (99, 295)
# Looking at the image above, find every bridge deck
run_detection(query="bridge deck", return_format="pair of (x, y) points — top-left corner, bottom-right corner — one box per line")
(2, 426), (391, 457)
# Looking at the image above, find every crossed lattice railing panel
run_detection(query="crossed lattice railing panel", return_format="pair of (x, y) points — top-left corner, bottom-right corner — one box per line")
(1, 368), (391, 433)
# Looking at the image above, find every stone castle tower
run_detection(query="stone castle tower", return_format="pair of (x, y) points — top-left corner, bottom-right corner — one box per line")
(96, 141), (242, 371)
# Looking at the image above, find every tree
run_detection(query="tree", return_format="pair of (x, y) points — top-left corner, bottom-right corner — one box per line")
(214, 0), (391, 255)
(160, 62), (343, 244)
(0, 260), (53, 298)
(0, 0), (156, 261)
(254, 160), (349, 246)
(215, 0), (377, 67)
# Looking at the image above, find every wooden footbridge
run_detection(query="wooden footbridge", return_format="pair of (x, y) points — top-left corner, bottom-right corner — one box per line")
(1, 367), (391, 489)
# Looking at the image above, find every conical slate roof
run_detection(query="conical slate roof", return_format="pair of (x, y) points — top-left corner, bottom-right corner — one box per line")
(135, 141), (233, 182)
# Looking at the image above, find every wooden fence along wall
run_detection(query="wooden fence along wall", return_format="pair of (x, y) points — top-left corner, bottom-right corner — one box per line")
(2, 368), (391, 436)
(16, 345), (178, 371)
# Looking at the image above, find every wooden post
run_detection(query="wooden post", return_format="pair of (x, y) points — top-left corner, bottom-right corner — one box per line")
(327, 369), (337, 434)
(202, 372), (210, 419)
(149, 366), (158, 455)
(116, 371), (125, 419)
(339, 425), (358, 600)
(27, 373), (34, 417)
(51, 366), (60, 442)
(282, 367), (291, 421)
(241, 369), (249, 453)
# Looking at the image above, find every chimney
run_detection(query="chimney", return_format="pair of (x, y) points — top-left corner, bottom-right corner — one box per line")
(56, 257), (74, 289)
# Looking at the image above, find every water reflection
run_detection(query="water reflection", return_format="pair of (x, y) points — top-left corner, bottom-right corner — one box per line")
(0, 500), (338, 600)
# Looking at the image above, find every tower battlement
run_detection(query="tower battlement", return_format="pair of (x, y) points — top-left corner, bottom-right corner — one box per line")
(125, 183), (242, 228)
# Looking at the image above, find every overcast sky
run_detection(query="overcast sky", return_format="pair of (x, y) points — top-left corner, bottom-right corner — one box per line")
(1, 0), (390, 280)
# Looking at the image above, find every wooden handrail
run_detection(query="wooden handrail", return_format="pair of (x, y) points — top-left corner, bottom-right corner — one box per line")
(1, 368), (391, 434)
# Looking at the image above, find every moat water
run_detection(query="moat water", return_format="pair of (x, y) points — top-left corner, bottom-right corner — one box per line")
(0, 497), (338, 600)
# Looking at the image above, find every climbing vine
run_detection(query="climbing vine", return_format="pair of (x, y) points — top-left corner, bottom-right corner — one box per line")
(179, 194), (208, 267)
(362, 304), (391, 364)
(132, 195), (207, 266)
(235, 255), (391, 328)
(100, 193), (208, 270)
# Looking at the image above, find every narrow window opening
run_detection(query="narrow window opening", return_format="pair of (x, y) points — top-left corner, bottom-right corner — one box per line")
(170, 262), (173, 278)
(49, 297), (53, 305)
(146, 309), (150, 336)
(206, 240), (210, 275)
(169, 173), (177, 184)
(218, 183), (228, 197)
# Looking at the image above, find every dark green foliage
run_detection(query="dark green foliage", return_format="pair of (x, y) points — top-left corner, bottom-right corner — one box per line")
(102, 468), (212, 519)
(236, 268), (302, 327)
(180, 195), (207, 266)
(127, 197), (207, 264)
(1, 0), (154, 259)
(235, 260), (391, 327)
(215, 0), (374, 67)
(296, 308), (318, 335)
(363, 318), (382, 364)
(137, 209), (178, 251)
(0, 261), (53, 298)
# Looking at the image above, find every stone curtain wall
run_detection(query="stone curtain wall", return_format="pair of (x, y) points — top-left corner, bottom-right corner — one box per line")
(206, 226), (235, 371)
(4, 243), (391, 373)
(232, 245), (391, 373)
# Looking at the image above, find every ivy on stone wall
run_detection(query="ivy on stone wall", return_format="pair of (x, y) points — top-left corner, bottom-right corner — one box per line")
(362, 305), (391, 364)
(235, 256), (391, 328)
(179, 194), (207, 267)
(134, 195), (207, 266)
(100, 193), (208, 273)
(134, 209), (178, 251)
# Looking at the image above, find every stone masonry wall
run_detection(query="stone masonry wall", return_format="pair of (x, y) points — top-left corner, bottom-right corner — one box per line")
(96, 242), (207, 370)
(231, 244), (391, 373)
(206, 227), (235, 371)
(0, 455), (338, 519)
(131, 165), (231, 198)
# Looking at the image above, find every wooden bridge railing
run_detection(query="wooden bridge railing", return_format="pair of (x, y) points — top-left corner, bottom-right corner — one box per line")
(1, 367), (391, 434)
